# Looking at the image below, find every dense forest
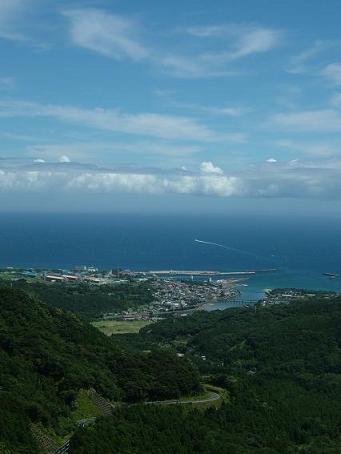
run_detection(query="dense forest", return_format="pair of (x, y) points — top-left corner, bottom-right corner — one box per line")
(1, 280), (153, 320)
(1, 285), (341, 452)
(71, 295), (341, 453)
(0, 288), (200, 453)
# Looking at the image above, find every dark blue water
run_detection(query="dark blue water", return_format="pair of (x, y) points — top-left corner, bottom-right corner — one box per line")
(1, 213), (341, 294)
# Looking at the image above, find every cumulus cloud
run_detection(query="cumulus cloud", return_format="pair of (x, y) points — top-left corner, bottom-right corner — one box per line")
(59, 155), (71, 163)
(266, 158), (277, 163)
(0, 164), (242, 197)
(200, 161), (223, 175)
(0, 169), (50, 190)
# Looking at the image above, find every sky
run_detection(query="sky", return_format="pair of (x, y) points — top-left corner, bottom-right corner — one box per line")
(1, 0), (341, 214)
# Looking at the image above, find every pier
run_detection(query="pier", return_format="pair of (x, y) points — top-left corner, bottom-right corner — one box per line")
(131, 269), (277, 277)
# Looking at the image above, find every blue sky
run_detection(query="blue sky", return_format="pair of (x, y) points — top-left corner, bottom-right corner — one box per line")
(1, 0), (341, 213)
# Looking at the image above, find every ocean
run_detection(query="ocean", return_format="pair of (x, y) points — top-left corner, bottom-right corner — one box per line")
(1, 213), (341, 303)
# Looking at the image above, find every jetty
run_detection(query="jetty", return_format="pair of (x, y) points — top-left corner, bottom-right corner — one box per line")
(130, 269), (277, 277)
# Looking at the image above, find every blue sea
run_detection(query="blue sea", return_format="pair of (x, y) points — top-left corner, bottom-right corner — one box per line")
(1, 213), (341, 305)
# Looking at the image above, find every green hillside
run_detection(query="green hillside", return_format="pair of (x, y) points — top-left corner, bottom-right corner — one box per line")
(5, 280), (153, 320)
(0, 288), (200, 453)
(72, 295), (341, 453)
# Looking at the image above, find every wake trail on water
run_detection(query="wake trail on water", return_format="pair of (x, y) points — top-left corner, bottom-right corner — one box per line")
(194, 239), (278, 263)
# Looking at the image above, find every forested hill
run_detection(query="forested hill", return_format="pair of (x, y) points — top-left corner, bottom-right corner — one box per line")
(0, 288), (200, 453)
(74, 295), (341, 453)
(2, 288), (341, 453)
(5, 280), (153, 320)
(131, 294), (341, 377)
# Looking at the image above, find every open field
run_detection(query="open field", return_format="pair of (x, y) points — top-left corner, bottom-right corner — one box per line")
(92, 319), (152, 335)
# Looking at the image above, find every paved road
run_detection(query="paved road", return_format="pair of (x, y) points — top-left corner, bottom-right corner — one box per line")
(143, 391), (221, 406)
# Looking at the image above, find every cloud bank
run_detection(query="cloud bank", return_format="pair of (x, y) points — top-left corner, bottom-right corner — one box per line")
(0, 159), (340, 199)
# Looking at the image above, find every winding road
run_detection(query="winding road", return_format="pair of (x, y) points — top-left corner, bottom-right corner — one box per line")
(143, 391), (221, 406)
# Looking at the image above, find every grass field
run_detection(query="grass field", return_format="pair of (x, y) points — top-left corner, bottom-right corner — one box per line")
(92, 319), (152, 336)
(70, 390), (103, 422)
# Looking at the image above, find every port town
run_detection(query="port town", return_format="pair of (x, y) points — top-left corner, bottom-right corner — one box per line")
(0, 266), (280, 321)
(1, 266), (337, 321)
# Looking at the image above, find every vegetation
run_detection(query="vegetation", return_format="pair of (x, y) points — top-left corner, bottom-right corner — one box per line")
(0, 394), (38, 453)
(2, 280), (153, 320)
(68, 390), (103, 423)
(92, 319), (152, 336)
(0, 288), (200, 453)
(1, 285), (341, 452)
(71, 295), (341, 453)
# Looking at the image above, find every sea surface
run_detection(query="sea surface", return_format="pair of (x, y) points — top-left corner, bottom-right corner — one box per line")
(1, 213), (341, 307)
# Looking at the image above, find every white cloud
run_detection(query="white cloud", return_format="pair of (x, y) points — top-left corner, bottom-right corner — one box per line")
(0, 166), (242, 197)
(172, 100), (247, 117)
(163, 24), (283, 78)
(271, 109), (341, 133)
(63, 9), (149, 61)
(0, 0), (42, 46)
(1, 158), (341, 199)
(161, 25), (282, 78)
(231, 26), (282, 58)
(266, 158), (277, 163)
(0, 169), (48, 190)
(276, 139), (340, 158)
(185, 24), (282, 56)
(200, 161), (223, 175)
(185, 25), (228, 38)
(155, 90), (249, 117)
(62, 10), (282, 78)
(27, 141), (204, 164)
(202, 106), (246, 116)
(59, 155), (71, 163)
(322, 63), (341, 86)
(159, 54), (234, 78)
(0, 0), (27, 41)
(287, 40), (331, 74)
(0, 99), (245, 143)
